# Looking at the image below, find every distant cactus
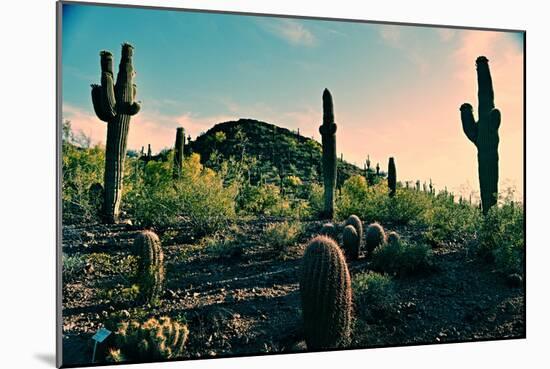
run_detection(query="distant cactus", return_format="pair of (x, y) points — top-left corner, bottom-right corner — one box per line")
(388, 157), (396, 197)
(343, 225), (360, 260)
(376, 163), (380, 176)
(91, 43), (141, 223)
(147, 144), (152, 159)
(319, 222), (337, 241)
(300, 236), (352, 349)
(133, 231), (164, 305)
(110, 316), (188, 361)
(416, 180), (421, 192)
(319, 89), (337, 218)
(173, 127), (184, 179)
(365, 222), (386, 254)
(344, 214), (363, 245)
(460, 56), (501, 215)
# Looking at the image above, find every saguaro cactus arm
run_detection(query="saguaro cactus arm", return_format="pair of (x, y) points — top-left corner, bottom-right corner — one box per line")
(460, 103), (477, 144)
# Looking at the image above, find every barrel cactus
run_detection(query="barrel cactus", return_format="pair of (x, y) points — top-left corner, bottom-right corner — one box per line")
(386, 231), (400, 246)
(300, 236), (352, 349)
(91, 43), (141, 223)
(109, 316), (188, 362)
(319, 88), (337, 219)
(342, 225), (360, 260)
(344, 215), (363, 243)
(388, 157), (396, 197)
(319, 222), (337, 241)
(173, 127), (185, 179)
(365, 222), (386, 254)
(133, 231), (164, 305)
(460, 56), (501, 215)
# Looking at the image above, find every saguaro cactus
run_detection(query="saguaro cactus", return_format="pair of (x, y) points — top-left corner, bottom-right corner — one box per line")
(319, 88), (337, 219)
(300, 236), (352, 349)
(91, 43), (141, 223)
(388, 157), (396, 197)
(133, 231), (164, 305)
(173, 127), (185, 179)
(460, 56), (501, 215)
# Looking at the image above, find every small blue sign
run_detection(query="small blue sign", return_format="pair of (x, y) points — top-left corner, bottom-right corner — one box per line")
(92, 328), (111, 343)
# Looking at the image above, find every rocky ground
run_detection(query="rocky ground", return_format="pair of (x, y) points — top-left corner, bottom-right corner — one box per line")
(61, 218), (525, 366)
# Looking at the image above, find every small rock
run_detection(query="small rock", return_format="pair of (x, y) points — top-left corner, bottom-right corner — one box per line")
(85, 263), (94, 274)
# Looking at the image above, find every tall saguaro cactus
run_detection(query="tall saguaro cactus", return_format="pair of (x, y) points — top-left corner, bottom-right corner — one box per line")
(173, 127), (185, 179)
(319, 89), (337, 219)
(388, 157), (396, 197)
(460, 56), (501, 215)
(91, 43), (141, 223)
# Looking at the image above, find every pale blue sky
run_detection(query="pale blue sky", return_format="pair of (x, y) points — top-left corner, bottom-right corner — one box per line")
(61, 2), (524, 199)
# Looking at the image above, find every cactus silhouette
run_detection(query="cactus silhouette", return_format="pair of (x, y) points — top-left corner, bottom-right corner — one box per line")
(91, 43), (141, 223)
(133, 231), (164, 305)
(365, 222), (386, 254)
(388, 157), (396, 197)
(300, 236), (352, 349)
(173, 127), (185, 179)
(319, 89), (337, 218)
(460, 56), (501, 215)
(343, 225), (360, 260)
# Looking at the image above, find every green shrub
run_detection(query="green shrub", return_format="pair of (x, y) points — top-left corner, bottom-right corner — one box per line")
(371, 236), (433, 276)
(424, 197), (481, 244)
(263, 221), (302, 255)
(478, 200), (524, 275)
(202, 233), (244, 260)
(124, 153), (237, 235)
(62, 253), (86, 282)
(352, 272), (397, 321)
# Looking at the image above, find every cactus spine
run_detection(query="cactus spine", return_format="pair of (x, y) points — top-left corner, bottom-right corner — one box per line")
(388, 157), (396, 197)
(460, 56), (501, 215)
(319, 89), (337, 218)
(91, 43), (141, 223)
(133, 231), (164, 305)
(173, 127), (185, 179)
(300, 236), (352, 349)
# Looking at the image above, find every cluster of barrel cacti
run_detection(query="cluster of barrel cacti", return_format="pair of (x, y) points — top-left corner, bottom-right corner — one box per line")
(133, 231), (165, 305)
(109, 316), (189, 361)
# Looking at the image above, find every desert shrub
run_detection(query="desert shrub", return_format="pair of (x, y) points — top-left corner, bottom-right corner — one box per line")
(424, 197), (481, 244)
(352, 272), (397, 321)
(107, 316), (189, 362)
(97, 284), (141, 305)
(62, 253), (86, 282)
(478, 200), (524, 275)
(336, 175), (371, 220)
(62, 122), (105, 223)
(306, 183), (325, 218)
(371, 237), (433, 276)
(263, 221), (302, 255)
(202, 232), (244, 260)
(383, 188), (430, 225)
(125, 153), (237, 235)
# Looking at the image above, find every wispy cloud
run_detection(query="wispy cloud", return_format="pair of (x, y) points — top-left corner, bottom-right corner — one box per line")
(259, 19), (316, 47)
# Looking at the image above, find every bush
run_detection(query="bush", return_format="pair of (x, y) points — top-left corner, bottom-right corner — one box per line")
(424, 196), (481, 244)
(352, 272), (397, 321)
(478, 200), (524, 275)
(371, 236), (433, 276)
(62, 122), (105, 224)
(62, 253), (86, 282)
(202, 232), (244, 260)
(124, 153), (237, 235)
(263, 221), (302, 255)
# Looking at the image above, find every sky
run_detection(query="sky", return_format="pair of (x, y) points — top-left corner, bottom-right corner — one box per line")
(61, 3), (524, 200)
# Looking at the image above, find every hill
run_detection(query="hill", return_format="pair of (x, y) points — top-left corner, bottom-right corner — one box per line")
(188, 118), (374, 187)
